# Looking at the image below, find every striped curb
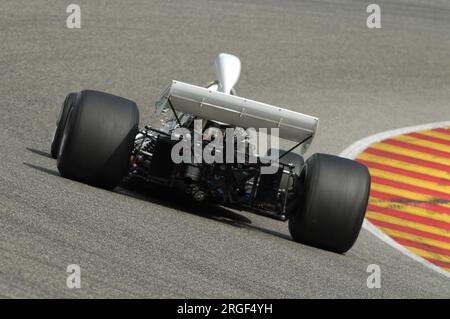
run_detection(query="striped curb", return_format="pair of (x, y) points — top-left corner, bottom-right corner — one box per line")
(340, 122), (450, 278)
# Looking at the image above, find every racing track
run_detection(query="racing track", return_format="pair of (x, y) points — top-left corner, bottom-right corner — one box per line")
(1, 0), (450, 297)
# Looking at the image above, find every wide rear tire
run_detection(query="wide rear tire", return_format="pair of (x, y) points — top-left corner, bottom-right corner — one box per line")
(288, 153), (371, 253)
(50, 92), (77, 159)
(57, 90), (139, 190)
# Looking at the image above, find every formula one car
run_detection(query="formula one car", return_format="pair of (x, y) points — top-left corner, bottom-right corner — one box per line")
(50, 53), (370, 253)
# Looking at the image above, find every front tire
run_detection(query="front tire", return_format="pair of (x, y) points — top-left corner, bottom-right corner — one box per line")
(288, 153), (371, 253)
(57, 90), (139, 190)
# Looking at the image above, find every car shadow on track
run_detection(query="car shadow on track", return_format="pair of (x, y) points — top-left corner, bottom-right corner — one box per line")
(25, 147), (292, 242)
(23, 162), (60, 177)
(26, 147), (53, 159)
(117, 179), (292, 241)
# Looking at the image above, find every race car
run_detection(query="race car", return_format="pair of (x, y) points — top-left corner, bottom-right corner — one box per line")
(50, 53), (371, 253)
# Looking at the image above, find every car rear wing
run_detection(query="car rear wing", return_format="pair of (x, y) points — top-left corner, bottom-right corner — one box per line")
(157, 80), (319, 150)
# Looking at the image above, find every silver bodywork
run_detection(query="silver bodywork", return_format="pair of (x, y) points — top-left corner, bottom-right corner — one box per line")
(157, 80), (319, 151)
(154, 53), (319, 153)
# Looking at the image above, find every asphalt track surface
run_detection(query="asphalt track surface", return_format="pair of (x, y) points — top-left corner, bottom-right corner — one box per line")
(1, 0), (450, 298)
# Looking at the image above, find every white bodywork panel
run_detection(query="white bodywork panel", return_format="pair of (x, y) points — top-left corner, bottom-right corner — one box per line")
(158, 80), (319, 148)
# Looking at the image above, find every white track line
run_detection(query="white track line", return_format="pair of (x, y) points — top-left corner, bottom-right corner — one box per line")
(339, 121), (450, 279)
